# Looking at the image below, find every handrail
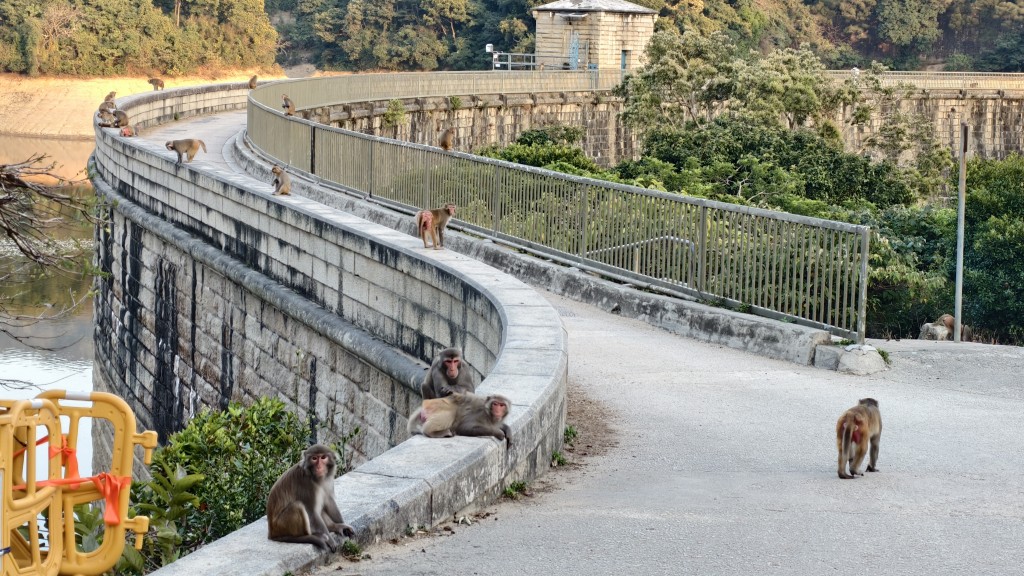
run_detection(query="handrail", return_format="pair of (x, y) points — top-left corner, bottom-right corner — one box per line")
(249, 71), (871, 341)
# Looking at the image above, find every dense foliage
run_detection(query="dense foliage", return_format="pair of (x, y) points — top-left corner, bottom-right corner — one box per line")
(494, 33), (1022, 343)
(0, 0), (276, 75)
(269, 0), (1024, 72)
(5, 0), (1024, 74)
(112, 398), (312, 574)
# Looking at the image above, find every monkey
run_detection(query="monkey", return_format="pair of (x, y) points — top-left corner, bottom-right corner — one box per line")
(104, 91), (116, 102)
(98, 100), (116, 112)
(439, 127), (454, 151)
(97, 109), (129, 128)
(165, 139), (207, 164)
(420, 347), (474, 399)
(919, 314), (973, 341)
(415, 209), (438, 249)
(836, 398), (882, 479)
(271, 165), (291, 195)
(937, 313), (973, 341)
(408, 393), (512, 446)
(249, 75), (258, 89)
(119, 125), (135, 137)
(266, 444), (355, 551)
(148, 77), (165, 90)
(282, 94), (295, 116)
(415, 203), (456, 250)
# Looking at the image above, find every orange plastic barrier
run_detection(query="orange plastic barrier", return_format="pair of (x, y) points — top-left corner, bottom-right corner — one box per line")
(2, 391), (158, 576)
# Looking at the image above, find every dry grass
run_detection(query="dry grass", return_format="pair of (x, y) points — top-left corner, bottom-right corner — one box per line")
(0, 71), (284, 138)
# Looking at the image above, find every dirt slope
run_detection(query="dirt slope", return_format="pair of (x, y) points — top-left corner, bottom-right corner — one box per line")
(0, 72), (273, 139)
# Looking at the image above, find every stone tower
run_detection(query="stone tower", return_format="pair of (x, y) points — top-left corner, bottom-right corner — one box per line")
(532, 0), (657, 71)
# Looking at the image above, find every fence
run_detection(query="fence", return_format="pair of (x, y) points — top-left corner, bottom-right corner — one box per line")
(248, 71), (870, 341)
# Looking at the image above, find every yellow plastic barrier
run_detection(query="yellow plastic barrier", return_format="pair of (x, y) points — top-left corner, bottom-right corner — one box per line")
(2, 391), (158, 576)
(1, 398), (64, 576)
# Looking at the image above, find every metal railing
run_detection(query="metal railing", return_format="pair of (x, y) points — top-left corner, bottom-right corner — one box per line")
(823, 70), (1024, 91)
(249, 71), (870, 341)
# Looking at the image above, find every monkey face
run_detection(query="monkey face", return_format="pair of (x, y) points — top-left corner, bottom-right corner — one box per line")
(272, 165), (283, 176)
(443, 356), (460, 378)
(490, 400), (508, 420)
(306, 451), (335, 480)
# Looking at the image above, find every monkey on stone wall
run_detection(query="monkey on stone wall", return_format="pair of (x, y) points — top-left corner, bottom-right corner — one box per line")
(165, 139), (207, 164)
(408, 392), (512, 446)
(266, 444), (355, 551)
(420, 347), (474, 399)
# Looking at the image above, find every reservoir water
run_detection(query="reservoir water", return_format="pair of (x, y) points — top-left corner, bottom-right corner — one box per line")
(1, 133), (96, 475)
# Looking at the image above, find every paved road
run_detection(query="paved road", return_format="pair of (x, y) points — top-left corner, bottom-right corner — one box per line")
(143, 114), (1024, 576)
(312, 293), (1024, 576)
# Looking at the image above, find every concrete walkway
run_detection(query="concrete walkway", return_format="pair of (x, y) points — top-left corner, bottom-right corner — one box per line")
(141, 113), (1024, 576)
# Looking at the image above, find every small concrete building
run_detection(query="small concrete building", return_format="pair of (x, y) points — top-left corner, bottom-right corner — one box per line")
(532, 0), (657, 71)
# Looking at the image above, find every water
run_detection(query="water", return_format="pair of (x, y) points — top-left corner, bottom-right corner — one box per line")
(1, 134), (97, 476)
(0, 135), (94, 181)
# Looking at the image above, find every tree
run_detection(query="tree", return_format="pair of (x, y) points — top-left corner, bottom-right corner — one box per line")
(0, 155), (99, 355)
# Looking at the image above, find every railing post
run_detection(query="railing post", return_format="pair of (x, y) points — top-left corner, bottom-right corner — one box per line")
(492, 163), (501, 235)
(368, 140), (375, 198)
(578, 183), (588, 259)
(698, 206), (707, 294)
(310, 128), (316, 175)
(857, 227), (870, 344)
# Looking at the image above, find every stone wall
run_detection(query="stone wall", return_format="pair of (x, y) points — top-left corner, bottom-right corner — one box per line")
(304, 91), (639, 167)
(300, 86), (1024, 169)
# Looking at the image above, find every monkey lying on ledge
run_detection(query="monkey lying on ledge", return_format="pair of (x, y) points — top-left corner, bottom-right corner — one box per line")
(408, 392), (512, 447)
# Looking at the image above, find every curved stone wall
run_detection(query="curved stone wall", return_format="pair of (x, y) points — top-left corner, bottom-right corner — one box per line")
(90, 84), (567, 576)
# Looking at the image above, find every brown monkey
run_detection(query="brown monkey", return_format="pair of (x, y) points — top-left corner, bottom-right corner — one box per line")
(919, 314), (973, 341)
(416, 203), (456, 249)
(119, 125), (135, 137)
(98, 100), (116, 112)
(408, 393), (512, 446)
(148, 77), (165, 90)
(103, 91), (116, 102)
(165, 139), (207, 164)
(439, 127), (455, 151)
(836, 398), (882, 479)
(271, 165), (291, 195)
(420, 347), (474, 399)
(97, 109), (129, 128)
(415, 210), (437, 249)
(937, 313), (973, 341)
(266, 444), (355, 551)
(282, 94), (295, 116)
(249, 75), (258, 89)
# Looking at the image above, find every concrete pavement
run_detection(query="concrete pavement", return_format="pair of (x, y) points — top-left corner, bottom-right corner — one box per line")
(310, 293), (1024, 576)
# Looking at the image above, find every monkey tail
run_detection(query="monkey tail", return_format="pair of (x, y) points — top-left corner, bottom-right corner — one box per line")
(841, 419), (854, 460)
(198, 140), (207, 153)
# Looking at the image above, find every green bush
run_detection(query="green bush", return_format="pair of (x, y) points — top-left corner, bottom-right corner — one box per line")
(116, 398), (311, 574)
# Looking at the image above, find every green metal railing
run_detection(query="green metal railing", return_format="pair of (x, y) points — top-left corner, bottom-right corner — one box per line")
(248, 71), (870, 341)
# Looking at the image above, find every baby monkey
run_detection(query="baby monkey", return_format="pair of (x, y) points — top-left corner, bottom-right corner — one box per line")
(271, 165), (291, 195)
(165, 139), (207, 164)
